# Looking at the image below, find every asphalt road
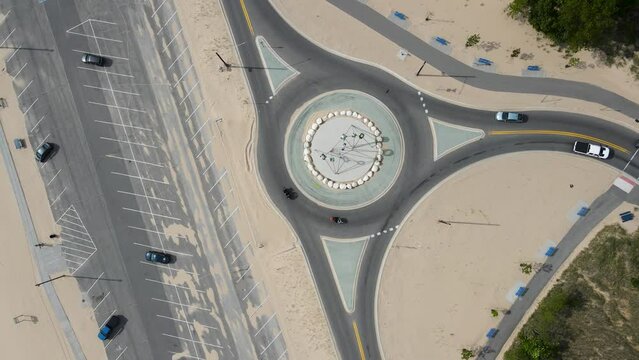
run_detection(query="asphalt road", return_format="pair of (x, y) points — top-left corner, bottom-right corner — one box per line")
(2, 0), (279, 359)
(220, 1), (639, 359)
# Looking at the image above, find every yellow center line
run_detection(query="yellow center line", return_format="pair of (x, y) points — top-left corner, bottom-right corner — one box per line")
(489, 130), (629, 154)
(239, 0), (255, 36)
(352, 321), (366, 360)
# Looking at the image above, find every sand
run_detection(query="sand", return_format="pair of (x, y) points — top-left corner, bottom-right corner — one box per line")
(0, 66), (107, 358)
(269, 0), (639, 130)
(377, 152), (618, 360)
(172, 0), (338, 358)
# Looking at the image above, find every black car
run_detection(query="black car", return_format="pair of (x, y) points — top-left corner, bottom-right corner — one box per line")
(35, 142), (53, 162)
(145, 250), (172, 264)
(82, 53), (105, 66)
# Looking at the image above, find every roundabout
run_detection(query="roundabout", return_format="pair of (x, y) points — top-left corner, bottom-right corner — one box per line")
(285, 89), (405, 210)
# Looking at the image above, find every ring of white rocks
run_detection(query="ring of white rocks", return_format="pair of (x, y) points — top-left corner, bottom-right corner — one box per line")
(303, 110), (383, 190)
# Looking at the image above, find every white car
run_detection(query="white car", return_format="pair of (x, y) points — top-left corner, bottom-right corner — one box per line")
(495, 112), (525, 123)
(573, 141), (611, 159)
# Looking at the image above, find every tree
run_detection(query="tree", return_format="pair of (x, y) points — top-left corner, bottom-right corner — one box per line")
(465, 34), (481, 47)
(461, 348), (475, 360)
(520, 263), (533, 275)
(491, 309), (499, 317)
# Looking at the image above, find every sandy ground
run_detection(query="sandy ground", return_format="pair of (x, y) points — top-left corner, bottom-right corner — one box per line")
(173, 0), (337, 359)
(377, 152), (618, 360)
(270, 0), (639, 130)
(496, 201), (638, 359)
(0, 68), (106, 357)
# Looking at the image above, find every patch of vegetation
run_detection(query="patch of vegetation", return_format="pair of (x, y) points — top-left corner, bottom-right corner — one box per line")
(504, 225), (639, 360)
(507, 0), (639, 73)
(465, 34), (481, 48)
(511, 48), (521, 58)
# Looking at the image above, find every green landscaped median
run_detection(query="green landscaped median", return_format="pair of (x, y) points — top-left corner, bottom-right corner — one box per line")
(504, 224), (639, 360)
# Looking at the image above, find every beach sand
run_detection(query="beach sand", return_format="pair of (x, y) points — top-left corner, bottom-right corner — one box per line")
(377, 152), (618, 360)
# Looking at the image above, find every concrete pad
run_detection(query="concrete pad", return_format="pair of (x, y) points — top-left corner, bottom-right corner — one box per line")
(429, 118), (484, 160)
(322, 236), (368, 312)
(255, 36), (300, 95)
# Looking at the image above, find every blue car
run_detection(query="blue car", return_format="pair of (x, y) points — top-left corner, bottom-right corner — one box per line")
(98, 315), (120, 340)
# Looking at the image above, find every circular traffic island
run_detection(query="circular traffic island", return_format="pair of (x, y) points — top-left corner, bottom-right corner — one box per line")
(286, 90), (404, 209)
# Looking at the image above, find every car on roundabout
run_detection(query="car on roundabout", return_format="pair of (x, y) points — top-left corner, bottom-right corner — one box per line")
(495, 112), (526, 123)
(573, 141), (611, 159)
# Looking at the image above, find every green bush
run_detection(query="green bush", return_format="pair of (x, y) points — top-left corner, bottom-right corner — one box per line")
(465, 34), (481, 48)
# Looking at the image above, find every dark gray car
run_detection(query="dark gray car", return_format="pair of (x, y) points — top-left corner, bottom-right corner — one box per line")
(81, 53), (105, 66)
(35, 142), (53, 162)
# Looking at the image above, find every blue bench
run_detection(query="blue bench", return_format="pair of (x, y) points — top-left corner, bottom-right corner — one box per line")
(476, 58), (493, 66)
(486, 328), (499, 338)
(620, 211), (634, 222)
(527, 65), (541, 71)
(545, 246), (557, 256)
(435, 36), (449, 46)
(393, 11), (407, 20)
(515, 287), (527, 297)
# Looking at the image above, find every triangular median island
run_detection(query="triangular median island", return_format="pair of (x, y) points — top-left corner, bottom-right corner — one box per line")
(255, 35), (300, 95)
(429, 118), (484, 160)
(322, 236), (368, 313)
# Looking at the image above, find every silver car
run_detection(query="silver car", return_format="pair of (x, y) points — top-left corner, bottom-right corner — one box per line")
(496, 112), (525, 123)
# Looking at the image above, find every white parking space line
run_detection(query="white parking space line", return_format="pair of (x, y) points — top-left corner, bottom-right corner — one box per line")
(191, 117), (212, 141)
(277, 349), (288, 360)
(84, 84), (138, 95)
(167, 351), (205, 360)
(90, 19), (118, 25)
(118, 190), (174, 202)
(249, 295), (269, 318)
(61, 245), (93, 255)
(223, 230), (239, 248)
(219, 207), (238, 229)
(59, 217), (82, 227)
(201, 160), (215, 176)
(62, 252), (87, 261)
(151, 0), (168, 18)
(168, 47), (188, 70)
(67, 31), (123, 43)
(140, 261), (198, 275)
(37, 133), (50, 148)
(260, 330), (283, 356)
(72, 49), (129, 61)
(129, 225), (177, 238)
(123, 207), (181, 221)
(231, 241), (250, 264)
(114, 347), (127, 360)
(92, 291), (110, 311)
(100, 136), (156, 148)
(145, 278), (205, 292)
(173, 63), (193, 87)
(11, 62), (27, 80)
(77, 66), (134, 78)
(49, 186), (67, 207)
(179, 81), (199, 105)
(95, 120), (151, 131)
(161, 334), (222, 349)
(0, 28), (15, 48)
(184, 100), (205, 123)
(107, 154), (164, 167)
(6, 45), (21, 62)
(30, 115), (45, 133)
(152, 298), (211, 312)
(254, 313), (276, 336)
(61, 239), (95, 250)
(207, 170), (227, 192)
(89, 101), (146, 113)
(134, 243), (193, 257)
(195, 140), (211, 159)
(60, 224), (89, 236)
(59, 231), (92, 243)
(156, 10), (178, 35)
(111, 171), (169, 185)
(242, 282), (260, 301)
(157, 315), (218, 330)
(86, 272), (105, 293)
(17, 79), (32, 99)
(213, 194), (227, 212)
(46, 169), (62, 186)
(161, 27), (183, 54)
(23, 97), (38, 115)
(99, 309), (117, 328)
(236, 264), (252, 283)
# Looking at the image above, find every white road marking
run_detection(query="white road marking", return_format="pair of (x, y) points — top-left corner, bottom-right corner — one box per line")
(173, 63), (193, 87)
(77, 66), (134, 78)
(84, 84), (138, 95)
(107, 154), (164, 167)
(236, 264), (252, 283)
(111, 172), (169, 185)
(49, 186), (67, 207)
(123, 207), (181, 221)
(242, 281), (259, 301)
(89, 101), (146, 113)
(6, 44), (21, 62)
(0, 28), (15, 47)
(23, 97), (38, 115)
(195, 140), (211, 159)
(231, 240), (250, 264)
(144, 278), (204, 292)
(67, 31), (122, 43)
(276, 349), (288, 360)
(161, 334), (222, 349)
(224, 230), (239, 248)
(30, 115), (45, 133)
(118, 190), (174, 202)
(157, 315), (218, 330)
(11, 62), (27, 80)
(191, 117), (213, 141)
(249, 294), (269, 318)
(152, 298), (211, 312)
(260, 330), (283, 356)
(89, 19), (118, 25)
(219, 207), (238, 229)
(254, 313), (276, 336)
(17, 79), (33, 99)
(184, 99), (205, 123)
(168, 46), (188, 69)
(179, 81), (199, 105)
(99, 309), (117, 328)
(92, 291), (110, 311)
(151, 0), (168, 18)
(61, 245), (93, 255)
(207, 170), (227, 192)
(114, 347), (127, 360)
(213, 194), (227, 212)
(37, 133), (50, 148)
(134, 243), (193, 257)
(201, 160), (215, 176)
(161, 27), (183, 54)
(86, 272), (105, 293)
(156, 10), (177, 35)
(100, 136), (156, 148)
(139, 261), (198, 276)
(95, 119), (151, 131)
(46, 169), (62, 186)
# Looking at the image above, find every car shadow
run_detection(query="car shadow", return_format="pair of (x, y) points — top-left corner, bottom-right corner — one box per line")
(111, 315), (128, 338)
(101, 57), (113, 67)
